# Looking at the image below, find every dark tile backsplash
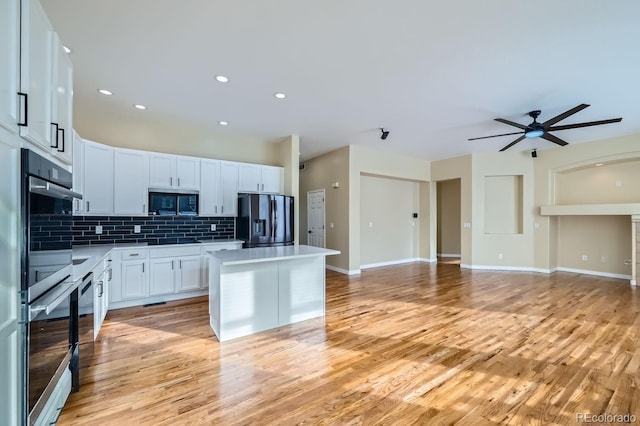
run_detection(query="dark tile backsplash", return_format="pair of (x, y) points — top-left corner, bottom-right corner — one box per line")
(72, 216), (235, 246)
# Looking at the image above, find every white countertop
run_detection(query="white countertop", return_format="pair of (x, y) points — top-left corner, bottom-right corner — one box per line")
(207, 245), (340, 266)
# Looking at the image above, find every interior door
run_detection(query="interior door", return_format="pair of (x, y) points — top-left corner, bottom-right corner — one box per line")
(307, 190), (325, 248)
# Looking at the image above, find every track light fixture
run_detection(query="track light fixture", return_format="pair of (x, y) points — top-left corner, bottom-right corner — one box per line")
(380, 128), (390, 140)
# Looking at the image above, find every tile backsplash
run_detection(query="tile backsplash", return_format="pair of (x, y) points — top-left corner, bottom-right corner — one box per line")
(72, 216), (235, 245)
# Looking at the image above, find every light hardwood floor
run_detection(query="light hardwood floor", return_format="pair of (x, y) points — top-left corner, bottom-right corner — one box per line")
(58, 262), (640, 425)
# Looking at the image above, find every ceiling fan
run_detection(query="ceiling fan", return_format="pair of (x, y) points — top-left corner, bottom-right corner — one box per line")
(469, 104), (622, 152)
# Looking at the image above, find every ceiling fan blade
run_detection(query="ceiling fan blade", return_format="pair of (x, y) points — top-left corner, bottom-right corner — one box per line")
(541, 132), (569, 147)
(547, 117), (622, 132)
(468, 131), (524, 141)
(542, 104), (590, 127)
(494, 118), (527, 130)
(499, 135), (526, 151)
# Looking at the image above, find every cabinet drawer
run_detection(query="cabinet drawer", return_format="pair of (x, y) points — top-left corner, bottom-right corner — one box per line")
(119, 248), (148, 259)
(150, 246), (201, 258)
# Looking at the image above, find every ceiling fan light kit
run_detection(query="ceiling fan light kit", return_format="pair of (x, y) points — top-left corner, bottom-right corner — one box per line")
(469, 104), (622, 152)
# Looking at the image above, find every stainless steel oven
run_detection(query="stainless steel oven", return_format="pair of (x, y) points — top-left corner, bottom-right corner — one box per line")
(20, 149), (82, 424)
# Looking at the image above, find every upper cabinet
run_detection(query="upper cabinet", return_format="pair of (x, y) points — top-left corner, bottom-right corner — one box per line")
(113, 148), (148, 216)
(149, 153), (200, 190)
(17, 0), (73, 164)
(200, 159), (238, 217)
(0, 0), (20, 133)
(83, 140), (113, 215)
(238, 163), (283, 194)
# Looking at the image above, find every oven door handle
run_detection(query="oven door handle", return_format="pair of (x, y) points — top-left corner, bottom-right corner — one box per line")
(29, 279), (81, 321)
(29, 176), (83, 200)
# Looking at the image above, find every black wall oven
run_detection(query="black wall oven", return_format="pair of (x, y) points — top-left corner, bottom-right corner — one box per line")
(20, 149), (82, 424)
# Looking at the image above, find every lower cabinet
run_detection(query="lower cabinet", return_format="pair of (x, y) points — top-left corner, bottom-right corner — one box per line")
(33, 367), (71, 426)
(110, 242), (240, 309)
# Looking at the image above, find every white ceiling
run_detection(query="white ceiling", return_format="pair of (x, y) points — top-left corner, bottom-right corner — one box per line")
(41, 0), (640, 162)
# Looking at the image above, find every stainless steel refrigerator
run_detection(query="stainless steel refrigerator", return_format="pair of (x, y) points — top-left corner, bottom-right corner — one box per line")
(237, 193), (294, 248)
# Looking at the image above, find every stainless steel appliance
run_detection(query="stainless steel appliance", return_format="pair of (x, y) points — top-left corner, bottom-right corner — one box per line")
(148, 191), (198, 216)
(20, 149), (82, 424)
(236, 193), (294, 248)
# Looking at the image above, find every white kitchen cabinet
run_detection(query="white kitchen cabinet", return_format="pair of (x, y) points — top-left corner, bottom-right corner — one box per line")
(238, 163), (283, 194)
(72, 131), (84, 215)
(220, 162), (239, 216)
(0, 0), (20, 134)
(201, 159), (239, 217)
(113, 148), (148, 216)
(49, 34), (73, 164)
(121, 259), (148, 301)
(83, 139), (113, 215)
(91, 252), (111, 339)
(19, 0), (54, 150)
(200, 242), (243, 289)
(176, 256), (201, 292)
(149, 258), (175, 296)
(149, 153), (200, 190)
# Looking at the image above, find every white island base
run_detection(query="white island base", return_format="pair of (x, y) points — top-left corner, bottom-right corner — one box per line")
(208, 245), (340, 341)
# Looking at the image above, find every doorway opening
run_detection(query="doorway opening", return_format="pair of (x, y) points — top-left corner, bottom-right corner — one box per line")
(436, 179), (461, 265)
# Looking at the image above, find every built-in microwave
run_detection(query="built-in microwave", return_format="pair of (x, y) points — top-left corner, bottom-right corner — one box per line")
(148, 191), (199, 216)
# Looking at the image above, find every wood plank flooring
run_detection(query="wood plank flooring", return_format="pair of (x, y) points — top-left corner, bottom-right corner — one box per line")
(58, 262), (640, 425)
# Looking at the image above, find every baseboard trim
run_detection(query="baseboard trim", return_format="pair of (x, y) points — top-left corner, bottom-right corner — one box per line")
(419, 257), (438, 263)
(459, 263), (632, 281)
(326, 264), (361, 275)
(360, 258), (426, 270)
(437, 253), (461, 258)
(631, 280), (637, 286)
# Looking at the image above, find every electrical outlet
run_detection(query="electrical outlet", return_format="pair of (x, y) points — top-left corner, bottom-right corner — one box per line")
(498, 253), (503, 260)
(329, 222), (334, 229)
(369, 221), (373, 228)
(601, 256), (607, 263)
(210, 224), (217, 231)
(615, 180), (622, 187)
(134, 225), (141, 234)
(534, 223), (540, 229)
(581, 254), (588, 261)
(95, 225), (103, 235)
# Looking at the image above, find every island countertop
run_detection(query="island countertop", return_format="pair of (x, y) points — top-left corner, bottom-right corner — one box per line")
(207, 244), (340, 266)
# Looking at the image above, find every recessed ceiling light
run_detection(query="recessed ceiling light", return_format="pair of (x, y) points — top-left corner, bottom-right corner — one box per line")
(98, 89), (113, 96)
(218, 121), (228, 126)
(133, 104), (146, 110)
(215, 75), (229, 83)
(274, 92), (286, 99)
(595, 163), (604, 167)
(63, 45), (72, 54)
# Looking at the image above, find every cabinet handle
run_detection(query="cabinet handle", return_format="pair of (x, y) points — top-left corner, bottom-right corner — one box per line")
(129, 253), (139, 257)
(75, 199), (79, 211)
(221, 206), (224, 214)
(143, 204), (146, 213)
(17, 92), (28, 126)
(178, 178), (181, 187)
(170, 177), (173, 186)
(50, 123), (59, 148)
(98, 281), (104, 297)
(107, 268), (112, 280)
(215, 205), (217, 214)
(171, 260), (174, 270)
(86, 201), (90, 212)
(57, 128), (65, 152)
(142, 263), (145, 273)
(179, 260), (182, 269)
(257, 183), (260, 191)
(262, 183), (264, 192)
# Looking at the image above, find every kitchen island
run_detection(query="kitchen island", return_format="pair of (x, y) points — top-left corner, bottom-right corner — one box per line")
(207, 245), (340, 341)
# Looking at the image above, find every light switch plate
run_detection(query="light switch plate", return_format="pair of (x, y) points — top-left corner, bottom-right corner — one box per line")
(210, 224), (217, 231)
(134, 225), (141, 233)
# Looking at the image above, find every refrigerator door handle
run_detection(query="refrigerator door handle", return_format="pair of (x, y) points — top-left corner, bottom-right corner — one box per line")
(273, 199), (278, 239)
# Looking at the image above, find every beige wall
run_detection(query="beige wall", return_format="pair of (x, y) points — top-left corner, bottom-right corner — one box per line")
(276, 135), (300, 244)
(75, 105), (281, 165)
(360, 175), (420, 265)
(557, 216), (632, 276)
(483, 175), (523, 234)
(436, 179), (461, 256)
(533, 134), (640, 271)
(298, 147), (350, 270)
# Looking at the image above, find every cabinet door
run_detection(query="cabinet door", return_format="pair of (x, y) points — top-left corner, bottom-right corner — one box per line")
(83, 140), (113, 215)
(176, 256), (201, 292)
(261, 166), (283, 194)
(0, 0), (20, 133)
(121, 260), (148, 300)
(113, 148), (147, 215)
(237, 163), (262, 193)
(199, 159), (220, 216)
(149, 258), (176, 295)
(50, 35), (73, 164)
(176, 156), (200, 190)
(148, 153), (175, 188)
(19, 0), (54, 149)
(72, 132), (84, 215)
(220, 162), (238, 216)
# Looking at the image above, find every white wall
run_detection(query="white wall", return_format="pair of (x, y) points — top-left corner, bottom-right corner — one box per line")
(360, 175), (420, 266)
